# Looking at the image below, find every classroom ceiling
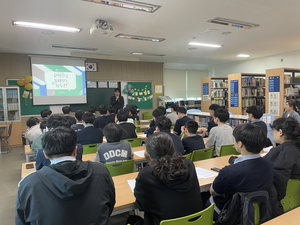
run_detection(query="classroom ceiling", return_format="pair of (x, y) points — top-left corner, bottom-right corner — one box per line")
(1, 0), (300, 68)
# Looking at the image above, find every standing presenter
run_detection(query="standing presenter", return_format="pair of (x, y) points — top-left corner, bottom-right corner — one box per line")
(110, 88), (124, 113)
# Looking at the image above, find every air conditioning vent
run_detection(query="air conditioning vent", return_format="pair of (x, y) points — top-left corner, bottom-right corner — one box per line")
(51, 45), (98, 51)
(207, 17), (259, 29)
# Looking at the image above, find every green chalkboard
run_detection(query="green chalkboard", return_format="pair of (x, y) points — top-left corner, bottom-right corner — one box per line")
(8, 80), (49, 116)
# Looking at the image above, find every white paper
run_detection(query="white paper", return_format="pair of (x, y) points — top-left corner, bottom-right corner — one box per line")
(127, 179), (136, 193)
(134, 150), (145, 157)
(195, 167), (218, 179)
(137, 134), (147, 138)
(140, 120), (150, 123)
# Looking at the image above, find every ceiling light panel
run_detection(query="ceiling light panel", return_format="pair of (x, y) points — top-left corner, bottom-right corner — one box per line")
(82, 0), (161, 13)
(12, 21), (81, 33)
(116, 34), (165, 42)
(131, 52), (165, 56)
(208, 17), (259, 29)
(51, 45), (98, 51)
(237, 54), (250, 57)
(188, 42), (222, 48)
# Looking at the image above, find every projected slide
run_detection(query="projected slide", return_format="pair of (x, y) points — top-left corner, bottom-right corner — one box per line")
(31, 62), (87, 105)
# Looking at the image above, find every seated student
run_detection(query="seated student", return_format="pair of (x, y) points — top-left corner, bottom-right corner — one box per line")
(246, 106), (267, 135)
(88, 106), (98, 118)
(39, 109), (52, 122)
(133, 132), (203, 225)
(70, 110), (84, 132)
(199, 104), (220, 136)
(94, 123), (133, 164)
(127, 105), (140, 121)
(108, 107), (116, 122)
(31, 121), (47, 152)
(282, 99), (300, 123)
(147, 108), (164, 137)
(181, 120), (205, 154)
(94, 105), (113, 129)
(155, 116), (184, 155)
(77, 112), (103, 145)
(173, 107), (192, 136)
(166, 103), (178, 124)
(35, 115), (83, 170)
(148, 106), (166, 127)
(205, 108), (234, 156)
(24, 117), (42, 143)
(62, 106), (76, 125)
(264, 117), (300, 201)
(16, 127), (115, 225)
(117, 109), (137, 140)
(209, 123), (273, 216)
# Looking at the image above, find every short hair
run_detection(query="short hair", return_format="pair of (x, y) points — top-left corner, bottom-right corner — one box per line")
(177, 107), (187, 114)
(155, 116), (172, 132)
(82, 112), (95, 124)
(39, 120), (47, 131)
(152, 108), (164, 119)
(103, 123), (122, 142)
(75, 110), (84, 121)
(98, 105), (108, 115)
(233, 123), (266, 154)
(127, 105), (138, 115)
(209, 104), (221, 111)
(117, 109), (129, 122)
(62, 106), (71, 114)
(170, 103), (178, 112)
(286, 99), (297, 111)
(246, 106), (263, 119)
(114, 88), (120, 93)
(46, 115), (71, 129)
(40, 109), (52, 118)
(214, 108), (229, 123)
(185, 120), (198, 134)
(157, 106), (166, 115)
(108, 107), (115, 114)
(88, 106), (96, 113)
(26, 117), (39, 128)
(42, 127), (77, 159)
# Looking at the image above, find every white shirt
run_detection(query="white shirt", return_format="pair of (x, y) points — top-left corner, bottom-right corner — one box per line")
(166, 111), (178, 124)
(24, 124), (42, 142)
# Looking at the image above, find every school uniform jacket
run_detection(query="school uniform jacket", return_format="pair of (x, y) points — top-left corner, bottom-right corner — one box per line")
(182, 135), (205, 154)
(173, 116), (192, 135)
(77, 126), (103, 145)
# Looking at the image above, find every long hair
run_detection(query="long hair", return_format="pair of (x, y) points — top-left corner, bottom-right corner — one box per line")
(146, 132), (188, 182)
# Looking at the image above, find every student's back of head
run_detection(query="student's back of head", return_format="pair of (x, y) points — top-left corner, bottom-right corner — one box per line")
(75, 110), (84, 122)
(117, 109), (129, 122)
(157, 106), (166, 115)
(152, 108), (164, 119)
(88, 106), (96, 114)
(82, 112), (95, 124)
(62, 106), (71, 114)
(26, 117), (39, 128)
(103, 123), (122, 142)
(40, 109), (52, 118)
(108, 107), (115, 114)
(246, 106), (263, 119)
(170, 103), (178, 112)
(185, 120), (198, 134)
(155, 116), (172, 132)
(233, 123), (266, 154)
(209, 104), (221, 112)
(42, 127), (77, 160)
(98, 105), (108, 115)
(177, 107), (187, 115)
(39, 120), (47, 131)
(214, 108), (229, 123)
(46, 115), (71, 129)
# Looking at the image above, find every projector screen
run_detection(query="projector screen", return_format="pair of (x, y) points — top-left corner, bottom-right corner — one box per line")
(31, 56), (87, 105)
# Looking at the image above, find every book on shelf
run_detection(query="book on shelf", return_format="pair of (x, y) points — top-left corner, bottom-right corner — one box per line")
(284, 74), (291, 84)
(212, 99), (226, 106)
(242, 98), (265, 107)
(211, 81), (228, 88)
(241, 77), (265, 87)
(284, 86), (299, 96)
(242, 87), (265, 96)
(211, 90), (227, 97)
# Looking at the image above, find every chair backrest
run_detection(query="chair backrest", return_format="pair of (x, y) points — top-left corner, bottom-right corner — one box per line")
(7, 121), (13, 138)
(280, 179), (300, 212)
(219, 144), (240, 157)
(122, 138), (142, 147)
(160, 203), (214, 225)
(143, 112), (152, 120)
(183, 153), (192, 160)
(82, 143), (98, 155)
(191, 147), (214, 162)
(105, 159), (135, 177)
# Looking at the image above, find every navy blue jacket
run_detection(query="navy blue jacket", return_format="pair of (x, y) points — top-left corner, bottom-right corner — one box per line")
(94, 115), (114, 129)
(182, 135), (205, 154)
(167, 132), (184, 155)
(173, 116), (192, 135)
(64, 115), (76, 125)
(77, 126), (103, 145)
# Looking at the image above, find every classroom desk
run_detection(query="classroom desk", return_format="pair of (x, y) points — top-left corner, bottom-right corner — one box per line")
(24, 145), (36, 162)
(136, 124), (150, 129)
(262, 207), (300, 225)
(21, 162), (36, 178)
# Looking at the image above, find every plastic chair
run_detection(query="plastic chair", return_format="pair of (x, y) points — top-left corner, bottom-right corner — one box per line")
(191, 147), (214, 162)
(160, 203), (214, 225)
(82, 143), (98, 155)
(143, 112), (152, 120)
(122, 138), (142, 147)
(0, 121), (13, 152)
(219, 144), (240, 157)
(183, 153), (192, 160)
(280, 179), (300, 212)
(105, 159), (135, 177)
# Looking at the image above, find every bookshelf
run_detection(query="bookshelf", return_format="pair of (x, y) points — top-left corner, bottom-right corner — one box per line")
(266, 68), (300, 119)
(201, 77), (228, 112)
(228, 73), (266, 115)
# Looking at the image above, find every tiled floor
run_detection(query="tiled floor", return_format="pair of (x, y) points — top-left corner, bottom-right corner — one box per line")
(0, 146), (137, 225)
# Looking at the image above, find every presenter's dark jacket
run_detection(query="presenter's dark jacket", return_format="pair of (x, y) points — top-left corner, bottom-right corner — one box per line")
(134, 159), (203, 225)
(16, 160), (115, 225)
(173, 116), (192, 136)
(264, 141), (300, 200)
(182, 135), (205, 154)
(35, 144), (83, 170)
(64, 115), (76, 125)
(110, 95), (124, 112)
(77, 125), (103, 145)
(94, 115), (115, 129)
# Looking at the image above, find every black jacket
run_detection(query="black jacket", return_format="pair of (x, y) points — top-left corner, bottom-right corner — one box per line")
(16, 160), (115, 225)
(64, 115), (76, 125)
(94, 115), (115, 129)
(168, 132), (184, 155)
(77, 126), (103, 145)
(110, 95), (124, 112)
(173, 116), (192, 135)
(134, 159), (203, 225)
(119, 122), (137, 140)
(182, 135), (205, 154)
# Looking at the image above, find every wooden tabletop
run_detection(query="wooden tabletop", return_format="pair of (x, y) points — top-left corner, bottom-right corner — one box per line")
(262, 207), (300, 225)
(21, 162), (36, 178)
